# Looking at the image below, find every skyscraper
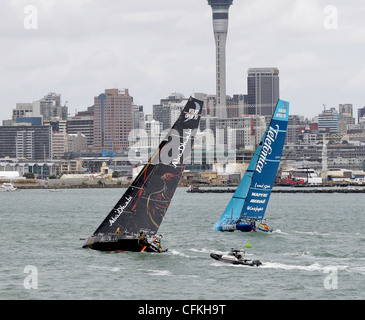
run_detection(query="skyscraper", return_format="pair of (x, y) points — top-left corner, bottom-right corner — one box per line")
(92, 89), (133, 153)
(247, 67), (280, 116)
(208, 0), (233, 119)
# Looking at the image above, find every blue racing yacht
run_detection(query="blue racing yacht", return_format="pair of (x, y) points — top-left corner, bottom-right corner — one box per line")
(213, 99), (289, 232)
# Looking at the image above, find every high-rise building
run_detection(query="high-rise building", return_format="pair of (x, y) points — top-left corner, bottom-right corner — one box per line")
(318, 108), (346, 134)
(358, 107), (365, 123)
(9, 92), (68, 123)
(92, 88), (133, 153)
(339, 103), (355, 126)
(0, 125), (51, 160)
(132, 105), (145, 131)
(208, 0), (233, 119)
(67, 113), (94, 148)
(247, 67), (280, 116)
(153, 93), (185, 130)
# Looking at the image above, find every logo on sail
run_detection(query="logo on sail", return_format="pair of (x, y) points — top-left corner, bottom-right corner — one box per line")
(184, 102), (201, 122)
(255, 124), (280, 174)
(109, 195), (133, 226)
(172, 128), (192, 168)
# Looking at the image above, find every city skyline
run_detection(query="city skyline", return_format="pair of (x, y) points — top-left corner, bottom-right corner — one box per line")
(1, 1), (365, 123)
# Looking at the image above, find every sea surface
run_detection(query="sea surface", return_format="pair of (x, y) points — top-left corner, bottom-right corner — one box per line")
(0, 187), (364, 300)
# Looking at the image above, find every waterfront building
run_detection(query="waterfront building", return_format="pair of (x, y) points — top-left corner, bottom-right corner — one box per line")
(282, 142), (365, 170)
(208, 0), (233, 119)
(0, 125), (51, 160)
(52, 131), (66, 159)
(92, 88), (133, 153)
(247, 67), (280, 116)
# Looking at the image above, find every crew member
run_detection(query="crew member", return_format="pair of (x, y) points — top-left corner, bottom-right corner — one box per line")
(138, 231), (149, 248)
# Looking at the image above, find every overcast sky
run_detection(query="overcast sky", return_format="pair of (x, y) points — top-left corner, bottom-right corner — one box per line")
(1, 0), (364, 123)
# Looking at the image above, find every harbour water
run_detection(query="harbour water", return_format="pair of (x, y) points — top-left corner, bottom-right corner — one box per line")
(0, 187), (364, 300)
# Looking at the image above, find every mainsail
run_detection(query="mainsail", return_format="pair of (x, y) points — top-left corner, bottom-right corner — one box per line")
(213, 99), (289, 232)
(83, 97), (203, 251)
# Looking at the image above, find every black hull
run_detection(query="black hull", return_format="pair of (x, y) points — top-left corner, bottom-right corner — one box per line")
(82, 234), (165, 253)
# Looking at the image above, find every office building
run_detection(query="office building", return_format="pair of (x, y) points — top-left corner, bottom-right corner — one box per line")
(92, 88), (133, 153)
(0, 125), (52, 160)
(8, 92), (67, 125)
(67, 132), (88, 153)
(247, 67), (280, 116)
(132, 105), (145, 130)
(318, 108), (346, 134)
(153, 93), (185, 130)
(208, 0), (233, 119)
(358, 107), (365, 123)
(67, 112), (94, 148)
(338, 104), (355, 126)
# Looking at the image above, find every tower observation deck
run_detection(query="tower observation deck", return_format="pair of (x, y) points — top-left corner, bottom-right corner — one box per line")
(208, 0), (233, 119)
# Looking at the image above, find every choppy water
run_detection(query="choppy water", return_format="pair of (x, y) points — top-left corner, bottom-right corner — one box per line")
(0, 188), (364, 300)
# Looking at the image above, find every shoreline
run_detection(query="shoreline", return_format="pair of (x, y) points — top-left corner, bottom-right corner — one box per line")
(187, 186), (365, 194)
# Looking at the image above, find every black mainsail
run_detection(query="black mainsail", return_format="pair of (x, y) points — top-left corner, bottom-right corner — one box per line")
(83, 97), (203, 252)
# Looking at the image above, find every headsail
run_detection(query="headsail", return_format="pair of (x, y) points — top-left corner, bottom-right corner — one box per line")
(92, 97), (203, 238)
(213, 99), (289, 231)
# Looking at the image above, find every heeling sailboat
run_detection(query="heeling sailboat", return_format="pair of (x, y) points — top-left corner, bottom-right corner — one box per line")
(83, 97), (203, 252)
(213, 99), (289, 233)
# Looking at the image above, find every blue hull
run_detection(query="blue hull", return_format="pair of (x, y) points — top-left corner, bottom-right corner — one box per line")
(236, 222), (255, 232)
(213, 221), (254, 232)
(213, 220), (272, 233)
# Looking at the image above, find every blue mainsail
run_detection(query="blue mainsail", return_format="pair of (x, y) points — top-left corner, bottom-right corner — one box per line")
(213, 100), (289, 232)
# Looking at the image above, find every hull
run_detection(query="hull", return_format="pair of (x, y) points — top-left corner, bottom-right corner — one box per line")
(213, 220), (255, 232)
(213, 220), (272, 233)
(236, 221), (255, 232)
(210, 253), (261, 267)
(82, 234), (164, 253)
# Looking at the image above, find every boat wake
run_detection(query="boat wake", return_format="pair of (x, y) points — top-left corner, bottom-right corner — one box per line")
(260, 261), (357, 273)
(189, 248), (212, 254)
(143, 269), (173, 277)
(169, 249), (192, 258)
(261, 262), (323, 271)
(210, 260), (361, 274)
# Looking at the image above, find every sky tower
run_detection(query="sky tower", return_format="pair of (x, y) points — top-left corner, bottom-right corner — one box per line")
(208, 0), (233, 119)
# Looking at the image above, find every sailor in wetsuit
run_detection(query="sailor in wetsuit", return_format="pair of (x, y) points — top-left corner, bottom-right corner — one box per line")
(137, 231), (149, 249)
